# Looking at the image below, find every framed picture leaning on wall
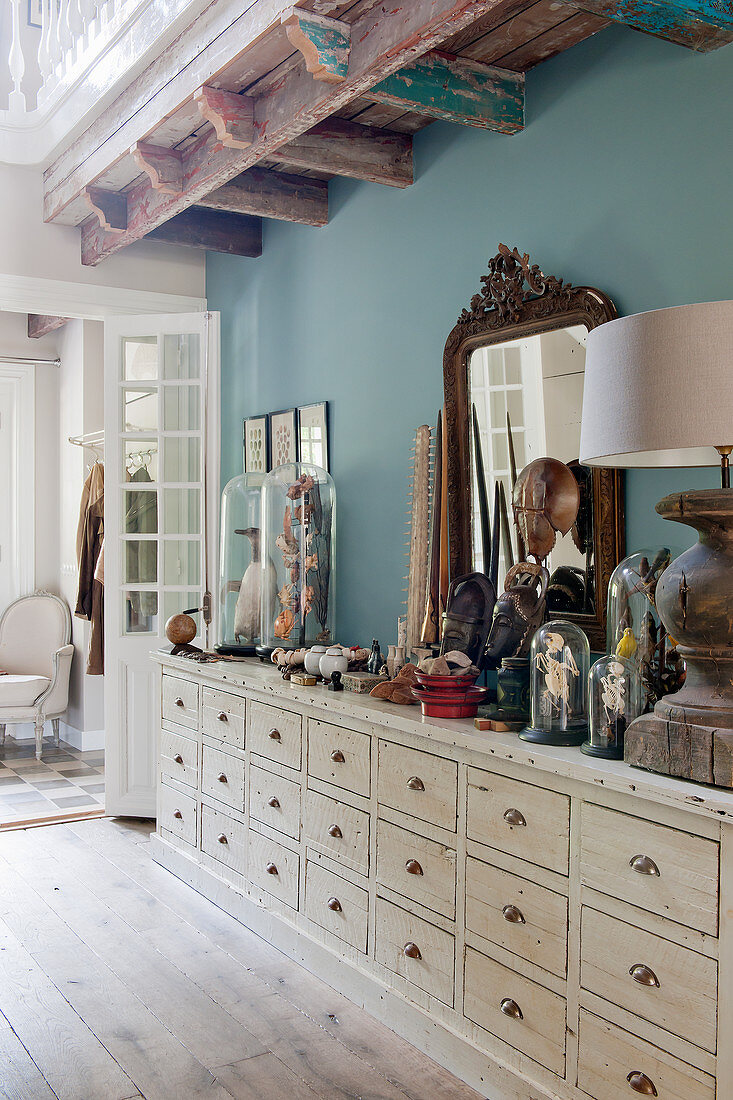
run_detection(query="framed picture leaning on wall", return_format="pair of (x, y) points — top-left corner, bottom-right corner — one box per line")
(268, 408), (298, 468)
(298, 402), (329, 471)
(243, 414), (268, 474)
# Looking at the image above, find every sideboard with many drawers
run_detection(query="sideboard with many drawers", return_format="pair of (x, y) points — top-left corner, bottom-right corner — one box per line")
(151, 653), (733, 1100)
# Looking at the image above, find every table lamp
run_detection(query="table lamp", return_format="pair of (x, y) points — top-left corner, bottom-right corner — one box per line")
(580, 300), (733, 787)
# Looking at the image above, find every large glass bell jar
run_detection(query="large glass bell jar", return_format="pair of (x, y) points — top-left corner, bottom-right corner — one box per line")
(520, 619), (590, 745)
(258, 463), (336, 655)
(216, 473), (267, 655)
(582, 654), (642, 760)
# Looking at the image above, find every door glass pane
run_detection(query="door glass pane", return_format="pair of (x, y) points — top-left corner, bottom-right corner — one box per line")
(123, 489), (158, 535)
(163, 385), (200, 431)
(124, 540), (158, 584)
(123, 389), (157, 432)
(164, 541), (200, 586)
(125, 440), (158, 482)
(163, 436), (200, 482)
(123, 336), (158, 381)
(162, 488), (200, 534)
(124, 591), (158, 634)
(163, 590), (200, 624)
(163, 334), (200, 380)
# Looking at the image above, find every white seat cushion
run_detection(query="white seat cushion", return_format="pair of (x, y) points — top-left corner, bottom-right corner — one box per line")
(0, 674), (50, 706)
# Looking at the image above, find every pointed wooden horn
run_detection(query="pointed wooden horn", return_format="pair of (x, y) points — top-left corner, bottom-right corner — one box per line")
(472, 404), (491, 574)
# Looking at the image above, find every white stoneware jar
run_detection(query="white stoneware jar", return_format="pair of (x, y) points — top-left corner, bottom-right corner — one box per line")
(304, 645), (327, 676)
(319, 646), (348, 680)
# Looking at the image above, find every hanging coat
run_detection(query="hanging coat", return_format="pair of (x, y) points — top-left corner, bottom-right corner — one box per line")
(125, 466), (158, 622)
(75, 462), (105, 675)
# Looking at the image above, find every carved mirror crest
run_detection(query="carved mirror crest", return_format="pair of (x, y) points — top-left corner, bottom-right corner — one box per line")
(443, 245), (624, 651)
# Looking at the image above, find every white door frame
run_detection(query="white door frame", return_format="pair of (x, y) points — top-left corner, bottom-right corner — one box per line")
(0, 362), (34, 599)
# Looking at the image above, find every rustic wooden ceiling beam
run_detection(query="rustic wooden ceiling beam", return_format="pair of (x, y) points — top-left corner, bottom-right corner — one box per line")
(275, 119), (412, 187)
(144, 208), (263, 256)
(83, 186), (127, 232)
(365, 50), (524, 132)
(198, 168), (328, 227)
(79, 0), (527, 266)
(282, 8), (351, 83)
(568, 0), (733, 50)
(194, 87), (255, 148)
(27, 315), (69, 339)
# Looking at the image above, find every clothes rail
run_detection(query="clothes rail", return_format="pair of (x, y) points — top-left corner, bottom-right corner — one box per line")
(0, 355), (61, 366)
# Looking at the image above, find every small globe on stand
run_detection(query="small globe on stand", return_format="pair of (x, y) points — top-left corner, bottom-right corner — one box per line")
(165, 613), (197, 646)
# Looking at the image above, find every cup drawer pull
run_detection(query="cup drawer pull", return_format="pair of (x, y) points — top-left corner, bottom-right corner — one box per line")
(627, 1071), (658, 1096)
(502, 904), (526, 924)
(327, 897), (342, 912)
(406, 776), (425, 791)
(630, 854), (660, 877)
(405, 859), (423, 876)
(217, 833), (228, 845)
(499, 998), (523, 1020)
(269, 728), (281, 741)
(330, 749), (345, 763)
(174, 697), (185, 708)
(266, 862), (278, 875)
(629, 964), (660, 988)
(217, 773), (228, 784)
(267, 796), (280, 809)
(503, 808), (526, 827)
(217, 711), (228, 722)
(172, 808), (183, 820)
(403, 942), (421, 959)
(327, 823), (342, 838)
(173, 753), (184, 765)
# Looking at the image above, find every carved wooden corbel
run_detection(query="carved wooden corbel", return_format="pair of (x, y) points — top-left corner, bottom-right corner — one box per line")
(194, 86), (255, 149)
(282, 8), (351, 84)
(83, 186), (127, 232)
(132, 142), (183, 195)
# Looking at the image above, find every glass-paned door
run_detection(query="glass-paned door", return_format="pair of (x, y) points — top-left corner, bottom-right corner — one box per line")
(104, 313), (220, 817)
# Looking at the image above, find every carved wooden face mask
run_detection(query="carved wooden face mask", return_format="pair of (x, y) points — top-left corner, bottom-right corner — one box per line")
(512, 458), (580, 563)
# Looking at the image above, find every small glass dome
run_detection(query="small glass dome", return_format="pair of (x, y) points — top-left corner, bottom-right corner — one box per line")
(582, 655), (642, 760)
(216, 473), (266, 655)
(520, 619), (590, 745)
(258, 463), (336, 654)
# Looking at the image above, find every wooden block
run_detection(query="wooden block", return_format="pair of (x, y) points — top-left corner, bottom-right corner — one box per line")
(290, 672), (317, 687)
(625, 714), (733, 788)
(342, 671), (386, 694)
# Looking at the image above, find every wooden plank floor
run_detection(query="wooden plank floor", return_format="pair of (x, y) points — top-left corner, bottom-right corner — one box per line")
(0, 819), (484, 1100)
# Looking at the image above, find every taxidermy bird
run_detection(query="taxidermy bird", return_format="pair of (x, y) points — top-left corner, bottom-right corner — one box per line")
(615, 627), (638, 660)
(233, 528), (275, 643)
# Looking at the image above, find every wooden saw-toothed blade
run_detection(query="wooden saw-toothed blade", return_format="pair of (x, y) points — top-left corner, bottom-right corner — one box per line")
(405, 424), (432, 657)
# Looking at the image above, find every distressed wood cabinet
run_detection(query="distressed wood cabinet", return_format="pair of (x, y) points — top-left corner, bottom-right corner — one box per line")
(152, 654), (733, 1099)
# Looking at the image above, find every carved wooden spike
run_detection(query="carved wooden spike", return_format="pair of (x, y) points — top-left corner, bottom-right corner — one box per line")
(27, 314), (68, 339)
(570, 0), (733, 51)
(406, 425), (432, 659)
(194, 86), (255, 149)
(132, 142), (183, 195)
(282, 8), (350, 84)
(83, 185), (127, 232)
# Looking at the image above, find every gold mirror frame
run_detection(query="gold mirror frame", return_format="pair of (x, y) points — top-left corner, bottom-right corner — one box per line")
(443, 245), (624, 652)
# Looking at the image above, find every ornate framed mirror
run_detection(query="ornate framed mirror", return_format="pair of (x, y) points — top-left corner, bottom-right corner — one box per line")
(443, 245), (624, 651)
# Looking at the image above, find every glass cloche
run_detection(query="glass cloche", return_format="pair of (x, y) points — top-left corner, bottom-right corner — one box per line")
(520, 619), (590, 745)
(258, 463), (335, 655)
(216, 473), (267, 655)
(581, 654), (642, 760)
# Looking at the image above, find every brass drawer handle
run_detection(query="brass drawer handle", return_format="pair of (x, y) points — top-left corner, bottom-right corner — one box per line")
(217, 772), (228, 784)
(403, 942), (421, 959)
(269, 728), (281, 741)
(267, 796), (280, 809)
(630, 854), (660, 877)
(173, 753), (184, 765)
(174, 696), (185, 708)
(330, 749), (345, 763)
(328, 823), (342, 838)
(405, 859), (423, 876)
(627, 1071), (658, 1096)
(217, 833), (228, 845)
(502, 904), (526, 925)
(499, 998), (523, 1020)
(406, 776), (425, 791)
(327, 897), (342, 912)
(217, 711), (228, 722)
(503, 808), (526, 827)
(629, 964), (660, 988)
(266, 862), (278, 875)
(172, 808), (183, 820)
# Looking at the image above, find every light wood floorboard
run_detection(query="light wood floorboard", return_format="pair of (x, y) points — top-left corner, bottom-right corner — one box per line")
(0, 819), (483, 1100)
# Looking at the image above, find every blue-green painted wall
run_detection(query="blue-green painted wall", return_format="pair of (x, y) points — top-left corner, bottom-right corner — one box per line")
(207, 25), (732, 644)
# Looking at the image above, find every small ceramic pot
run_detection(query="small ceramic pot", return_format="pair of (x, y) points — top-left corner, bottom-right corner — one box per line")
(319, 646), (348, 680)
(304, 645), (327, 676)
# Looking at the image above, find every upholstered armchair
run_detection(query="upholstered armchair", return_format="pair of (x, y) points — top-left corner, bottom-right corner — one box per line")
(0, 593), (74, 760)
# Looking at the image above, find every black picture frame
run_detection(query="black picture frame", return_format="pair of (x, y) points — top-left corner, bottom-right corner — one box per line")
(297, 401), (329, 471)
(268, 408), (298, 468)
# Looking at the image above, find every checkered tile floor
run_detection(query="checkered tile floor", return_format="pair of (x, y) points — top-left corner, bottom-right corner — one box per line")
(0, 736), (104, 827)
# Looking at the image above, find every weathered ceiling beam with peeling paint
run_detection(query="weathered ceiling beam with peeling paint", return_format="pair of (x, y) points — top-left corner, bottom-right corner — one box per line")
(144, 208), (263, 256)
(274, 119), (412, 187)
(132, 143), (184, 195)
(27, 315), (69, 339)
(569, 0), (733, 50)
(83, 186), (127, 232)
(197, 168), (328, 227)
(282, 8), (351, 83)
(194, 87), (256, 149)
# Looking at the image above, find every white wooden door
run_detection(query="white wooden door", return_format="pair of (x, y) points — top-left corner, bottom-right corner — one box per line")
(104, 313), (220, 817)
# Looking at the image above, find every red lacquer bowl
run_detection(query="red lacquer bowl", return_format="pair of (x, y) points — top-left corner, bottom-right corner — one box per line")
(411, 683), (488, 719)
(414, 670), (480, 692)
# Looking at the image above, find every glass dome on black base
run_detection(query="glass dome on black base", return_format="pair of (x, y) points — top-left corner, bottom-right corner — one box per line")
(581, 654), (642, 760)
(216, 473), (267, 656)
(519, 619), (590, 746)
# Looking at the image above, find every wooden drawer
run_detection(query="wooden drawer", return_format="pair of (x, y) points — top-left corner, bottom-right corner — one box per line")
(578, 1011), (716, 1100)
(303, 789), (369, 875)
(308, 718), (370, 798)
(202, 686), (245, 750)
(162, 674), (199, 730)
(376, 819), (456, 919)
(249, 764), (301, 840)
(248, 830), (299, 910)
(201, 803), (247, 875)
(160, 726), (198, 790)
(375, 897), (454, 1006)
(466, 855), (568, 979)
(158, 782), (197, 848)
(580, 907), (718, 1054)
(580, 802), (720, 936)
(201, 745), (245, 813)
(464, 946), (566, 1076)
(378, 741), (457, 832)
(304, 861), (368, 952)
(467, 767), (570, 876)
(248, 700), (302, 771)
